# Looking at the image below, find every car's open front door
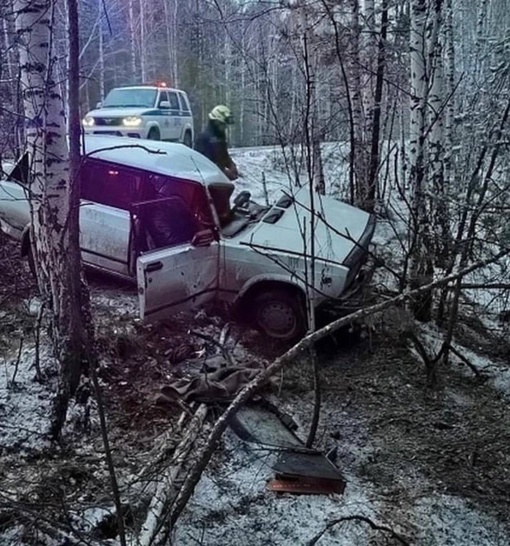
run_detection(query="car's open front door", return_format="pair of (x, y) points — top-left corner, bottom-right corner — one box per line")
(136, 230), (219, 321)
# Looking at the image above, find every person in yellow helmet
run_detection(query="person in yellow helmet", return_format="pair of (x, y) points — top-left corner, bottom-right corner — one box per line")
(194, 105), (239, 181)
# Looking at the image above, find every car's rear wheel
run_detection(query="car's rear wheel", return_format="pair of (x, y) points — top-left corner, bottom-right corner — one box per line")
(183, 130), (192, 148)
(252, 289), (307, 341)
(148, 127), (160, 140)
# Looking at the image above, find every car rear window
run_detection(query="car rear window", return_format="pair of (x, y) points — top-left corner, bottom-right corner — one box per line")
(179, 93), (191, 113)
(167, 92), (180, 111)
(81, 160), (142, 210)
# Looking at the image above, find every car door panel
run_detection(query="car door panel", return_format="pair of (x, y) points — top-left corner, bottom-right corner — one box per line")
(167, 91), (181, 141)
(79, 160), (142, 276)
(80, 202), (130, 276)
(137, 242), (219, 320)
(156, 90), (170, 140)
(0, 180), (29, 239)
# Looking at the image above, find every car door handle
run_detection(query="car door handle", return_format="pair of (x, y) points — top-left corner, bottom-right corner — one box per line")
(146, 261), (163, 272)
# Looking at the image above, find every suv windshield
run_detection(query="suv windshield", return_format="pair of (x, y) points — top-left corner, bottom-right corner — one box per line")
(102, 88), (157, 108)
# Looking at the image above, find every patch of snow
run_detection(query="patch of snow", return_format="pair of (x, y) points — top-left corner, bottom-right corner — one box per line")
(412, 324), (510, 400)
(175, 430), (382, 546)
(410, 495), (509, 545)
(0, 343), (56, 452)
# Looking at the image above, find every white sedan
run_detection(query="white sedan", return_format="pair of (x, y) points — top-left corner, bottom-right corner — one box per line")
(0, 136), (375, 340)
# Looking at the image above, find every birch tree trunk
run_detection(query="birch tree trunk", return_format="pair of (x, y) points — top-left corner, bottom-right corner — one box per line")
(443, 0), (455, 187)
(408, 0), (434, 322)
(361, 0), (376, 147)
(128, 0), (137, 81)
(349, 0), (369, 207)
(427, 0), (449, 263)
(15, 0), (90, 438)
(139, 0), (146, 83)
(98, 17), (105, 100)
(366, 0), (389, 211)
(163, 0), (178, 86)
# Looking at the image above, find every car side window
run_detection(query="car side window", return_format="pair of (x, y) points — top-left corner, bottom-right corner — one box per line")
(135, 174), (213, 250)
(167, 92), (180, 111)
(178, 93), (191, 113)
(81, 160), (141, 210)
(157, 91), (169, 108)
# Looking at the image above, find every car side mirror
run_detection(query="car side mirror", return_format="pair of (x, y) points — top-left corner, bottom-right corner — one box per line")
(96, 101), (102, 109)
(191, 229), (215, 247)
(233, 190), (251, 208)
(159, 100), (170, 109)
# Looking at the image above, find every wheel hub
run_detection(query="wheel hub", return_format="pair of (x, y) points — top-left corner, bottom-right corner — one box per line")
(258, 302), (296, 338)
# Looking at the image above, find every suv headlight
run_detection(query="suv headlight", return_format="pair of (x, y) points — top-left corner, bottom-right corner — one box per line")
(82, 116), (95, 127)
(123, 116), (142, 127)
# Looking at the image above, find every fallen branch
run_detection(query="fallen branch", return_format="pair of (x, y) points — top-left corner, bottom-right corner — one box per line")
(460, 283), (510, 290)
(189, 329), (236, 368)
(449, 344), (483, 378)
(305, 345), (321, 448)
(130, 409), (191, 493)
(137, 404), (208, 546)
(10, 337), (24, 386)
(305, 514), (409, 546)
(90, 359), (127, 546)
(167, 249), (509, 530)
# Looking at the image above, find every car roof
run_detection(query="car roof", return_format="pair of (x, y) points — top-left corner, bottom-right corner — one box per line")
(82, 135), (233, 188)
(109, 85), (184, 93)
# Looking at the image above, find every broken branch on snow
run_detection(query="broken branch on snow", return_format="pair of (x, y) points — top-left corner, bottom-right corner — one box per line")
(305, 514), (409, 546)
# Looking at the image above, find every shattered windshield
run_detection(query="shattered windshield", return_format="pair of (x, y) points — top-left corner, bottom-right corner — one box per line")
(102, 88), (157, 108)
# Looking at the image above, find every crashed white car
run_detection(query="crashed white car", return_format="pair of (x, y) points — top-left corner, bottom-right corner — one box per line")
(0, 136), (375, 340)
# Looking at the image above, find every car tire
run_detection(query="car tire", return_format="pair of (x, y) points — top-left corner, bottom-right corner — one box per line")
(183, 130), (193, 148)
(252, 289), (307, 341)
(148, 127), (160, 140)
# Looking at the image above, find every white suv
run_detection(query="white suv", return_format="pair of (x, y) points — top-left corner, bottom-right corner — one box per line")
(82, 85), (194, 146)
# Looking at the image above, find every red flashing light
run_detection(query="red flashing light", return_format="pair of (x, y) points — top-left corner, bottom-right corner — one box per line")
(157, 81), (168, 88)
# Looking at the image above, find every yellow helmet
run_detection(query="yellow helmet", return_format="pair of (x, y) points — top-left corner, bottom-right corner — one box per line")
(209, 105), (234, 125)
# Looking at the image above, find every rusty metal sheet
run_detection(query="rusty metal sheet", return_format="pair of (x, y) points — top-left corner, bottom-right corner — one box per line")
(267, 476), (346, 495)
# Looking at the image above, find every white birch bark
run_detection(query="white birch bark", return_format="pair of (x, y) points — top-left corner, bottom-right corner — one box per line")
(2, 15), (14, 82)
(98, 17), (105, 100)
(428, 0), (444, 191)
(128, 0), (137, 81)
(409, 0), (434, 321)
(443, 0), (455, 186)
(409, 0), (427, 189)
(427, 0), (449, 262)
(163, 0), (178, 86)
(139, 0), (146, 82)
(361, 0), (376, 143)
(15, 0), (86, 434)
(349, 0), (368, 204)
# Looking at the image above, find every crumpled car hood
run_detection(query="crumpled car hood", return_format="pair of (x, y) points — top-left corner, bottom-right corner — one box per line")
(239, 187), (373, 265)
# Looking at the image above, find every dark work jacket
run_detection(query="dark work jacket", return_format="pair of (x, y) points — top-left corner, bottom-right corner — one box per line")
(194, 120), (234, 171)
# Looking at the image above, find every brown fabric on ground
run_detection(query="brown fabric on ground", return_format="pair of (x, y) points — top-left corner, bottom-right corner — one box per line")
(157, 361), (267, 404)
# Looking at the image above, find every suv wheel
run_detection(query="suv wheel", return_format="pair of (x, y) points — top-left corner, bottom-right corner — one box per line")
(148, 127), (160, 140)
(252, 289), (307, 341)
(183, 130), (192, 148)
